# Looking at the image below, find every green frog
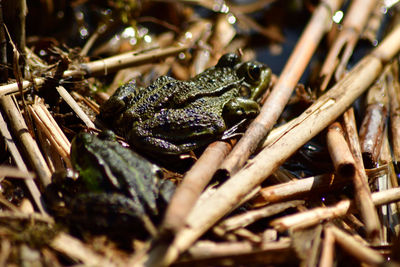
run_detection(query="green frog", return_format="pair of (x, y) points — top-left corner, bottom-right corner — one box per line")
(100, 53), (271, 155)
(45, 130), (175, 239)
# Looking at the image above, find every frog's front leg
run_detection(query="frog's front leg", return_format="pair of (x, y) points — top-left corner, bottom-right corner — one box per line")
(127, 108), (226, 155)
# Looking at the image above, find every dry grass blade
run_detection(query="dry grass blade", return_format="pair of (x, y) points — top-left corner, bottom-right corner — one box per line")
(145, 24), (400, 267)
(220, 0), (344, 175)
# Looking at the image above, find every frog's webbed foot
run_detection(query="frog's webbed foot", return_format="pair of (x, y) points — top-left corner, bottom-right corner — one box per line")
(221, 118), (247, 140)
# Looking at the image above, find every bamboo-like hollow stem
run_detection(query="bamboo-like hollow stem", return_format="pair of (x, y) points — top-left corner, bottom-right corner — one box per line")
(0, 95), (51, 186)
(270, 187), (400, 232)
(0, 45), (188, 96)
(146, 24), (400, 267)
(219, 0), (344, 175)
(326, 122), (356, 177)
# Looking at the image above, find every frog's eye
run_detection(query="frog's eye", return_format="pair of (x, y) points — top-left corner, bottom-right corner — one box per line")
(248, 65), (261, 81)
(216, 53), (240, 68)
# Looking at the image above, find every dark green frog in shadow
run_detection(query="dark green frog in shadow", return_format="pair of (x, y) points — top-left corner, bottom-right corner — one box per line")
(100, 53), (271, 156)
(45, 130), (174, 240)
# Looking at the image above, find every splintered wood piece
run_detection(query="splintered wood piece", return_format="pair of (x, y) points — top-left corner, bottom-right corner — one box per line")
(319, 226), (335, 267)
(326, 122), (356, 177)
(0, 95), (51, 186)
(219, 0), (344, 176)
(144, 24), (400, 267)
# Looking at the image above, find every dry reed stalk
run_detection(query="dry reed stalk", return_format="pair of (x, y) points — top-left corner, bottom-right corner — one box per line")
(186, 240), (253, 259)
(28, 102), (71, 167)
(254, 174), (344, 204)
(145, 24), (400, 267)
(319, 226), (335, 267)
(320, 0), (378, 90)
(216, 200), (303, 232)
(342, 107), (382, 242)
(0, 45), (188, 96)
(0, 165), (35, 179)
(55, 86), (96, 129)
(326, 122), (356, 177)
(388, 59), (400, 163)
(219, 0), (344, 175)
(174, 239), (294, 267)
(51, 233), (117, 266)
(361, 1), (385, 43)
(270, 187), (400, 232)
(0, 95), (51, 186)
(359, 72), (388, 169)
(328, 225), (385, 265)
(0, 111), (45, 214)
(160, 141), (233, 235)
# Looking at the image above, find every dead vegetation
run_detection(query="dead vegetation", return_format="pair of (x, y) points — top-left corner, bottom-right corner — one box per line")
(0, 0), (400, 266)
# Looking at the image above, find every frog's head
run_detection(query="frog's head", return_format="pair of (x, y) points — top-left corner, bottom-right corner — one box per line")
(236, 61), (272, 101)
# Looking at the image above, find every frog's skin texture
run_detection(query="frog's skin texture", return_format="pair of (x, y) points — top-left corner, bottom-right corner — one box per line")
(45, 131), (175, 238)
(100, 53), (271, 155)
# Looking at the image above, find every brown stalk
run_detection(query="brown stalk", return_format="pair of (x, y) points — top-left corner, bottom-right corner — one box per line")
(0, 165), (35, 179)
(160, 141), (233, 235)
(254, 173), (345, 204)
(28, 102), (71, 167)
(216, 200), (304, 232)
(328, 225), (385, 265)
(0, 45), (188, 96)
(145, 24), (400, 266)
(0, 95), (51, 186)
(270, 187), (400, 232)
(319, 226), (335, 267)
(320, 0), (378, 91)
(359, 71), (388, 169)
(342, 108), (381, 242)
(56, 86), (96, 129)
(0, 111), (45, 214)
(326, 122), (356, 177)
(388, 59), (400, 163)
(219, 0), (344, 175)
